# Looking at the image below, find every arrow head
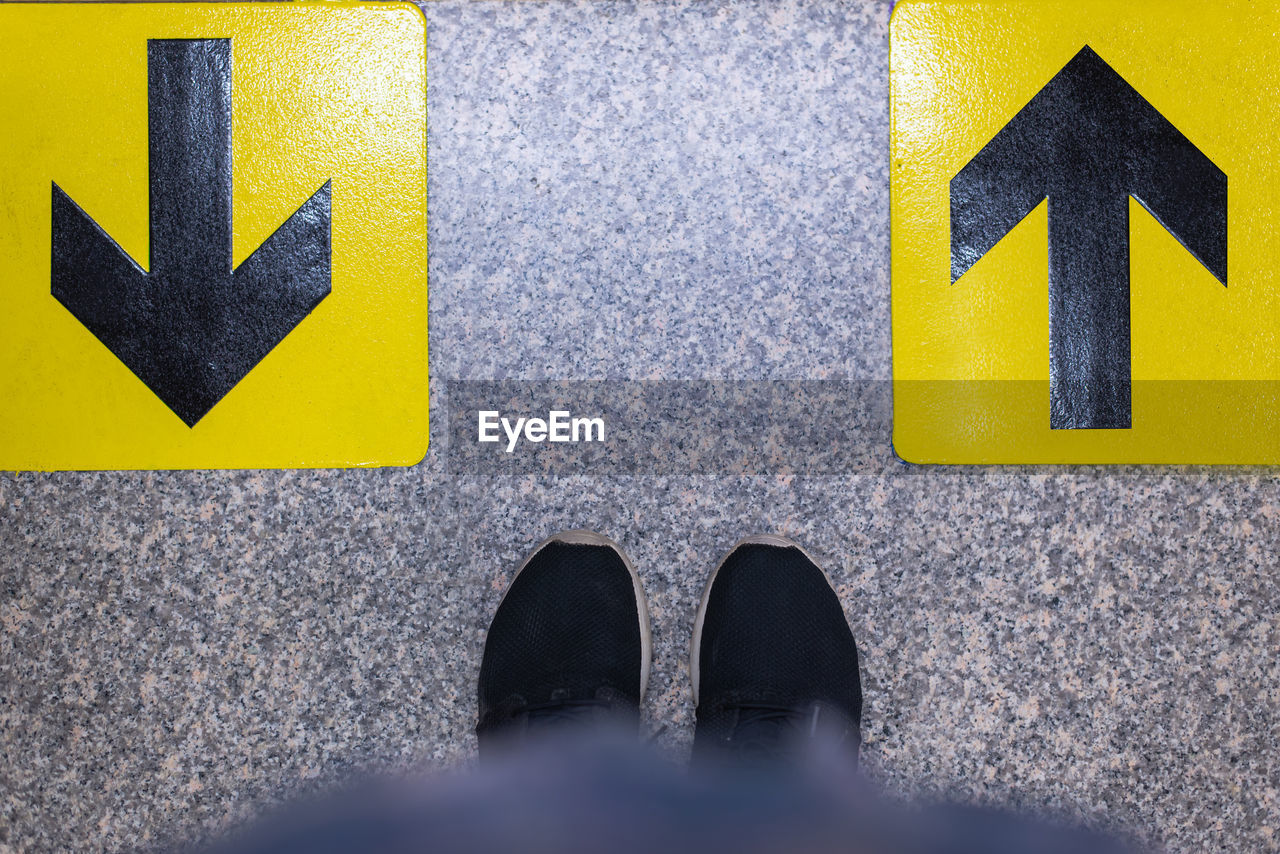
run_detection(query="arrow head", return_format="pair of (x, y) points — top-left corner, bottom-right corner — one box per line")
(52, 182), (149, 345)
(52, 181), (331, 427)
(951, 45), (1227, 286)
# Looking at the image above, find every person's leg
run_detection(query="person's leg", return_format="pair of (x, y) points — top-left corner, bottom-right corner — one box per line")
(476, 530), (651, 755)
(195, 531), (1143, 854)
(691, 534), (862, 763)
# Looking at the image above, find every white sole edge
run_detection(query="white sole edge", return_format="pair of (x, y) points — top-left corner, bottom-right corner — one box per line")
(688, 533), (834, 707)
(502, 529), (652, 700)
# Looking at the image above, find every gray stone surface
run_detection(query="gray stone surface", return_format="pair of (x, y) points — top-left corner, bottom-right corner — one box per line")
(1, 2), (1277, 853)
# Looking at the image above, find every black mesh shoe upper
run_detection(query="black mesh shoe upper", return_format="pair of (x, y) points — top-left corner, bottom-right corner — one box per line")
(477, 539), (645, 751)
(693, 541), (861, 761)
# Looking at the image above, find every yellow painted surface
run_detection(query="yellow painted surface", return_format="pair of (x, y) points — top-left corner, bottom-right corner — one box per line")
(0, 2), (428, 469)
(891, 0), (1280, 463)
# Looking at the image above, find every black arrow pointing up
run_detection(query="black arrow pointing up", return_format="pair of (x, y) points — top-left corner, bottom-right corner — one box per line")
(52, 39), (331, 427)
(951, 45), (1227, 430)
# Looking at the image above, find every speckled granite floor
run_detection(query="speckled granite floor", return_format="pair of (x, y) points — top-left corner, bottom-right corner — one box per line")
(2, 1), (1278, 852)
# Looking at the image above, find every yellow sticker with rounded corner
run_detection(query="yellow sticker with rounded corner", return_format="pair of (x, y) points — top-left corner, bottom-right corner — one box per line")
(891, 0), (1280, 464)
(0, 2), (427, 470)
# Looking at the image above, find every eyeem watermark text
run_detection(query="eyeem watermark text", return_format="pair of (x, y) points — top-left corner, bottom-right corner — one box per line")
(478, 410), (606, 453)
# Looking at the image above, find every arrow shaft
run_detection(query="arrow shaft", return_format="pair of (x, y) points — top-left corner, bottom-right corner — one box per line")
(1048, 190), (1130, 430)
(148, 39), (232, 278)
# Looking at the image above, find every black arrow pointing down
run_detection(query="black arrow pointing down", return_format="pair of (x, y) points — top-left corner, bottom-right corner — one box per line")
(52, 39), (331, 427)
(951, 46), (1227, 430)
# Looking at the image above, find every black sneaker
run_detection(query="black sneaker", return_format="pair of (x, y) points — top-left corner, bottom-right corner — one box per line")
(691, 535), (861, 762)
(477, 531), (651, 755)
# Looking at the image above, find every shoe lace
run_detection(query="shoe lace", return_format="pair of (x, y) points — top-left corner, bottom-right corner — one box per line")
(723, 701), (854, 760)
(477, 689), (623, 741)
(520, 696), (615, 729)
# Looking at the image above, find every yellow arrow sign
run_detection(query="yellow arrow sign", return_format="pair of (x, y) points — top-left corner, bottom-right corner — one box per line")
(0, 3), (428, 469)
(892, 0), (1280, 463)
